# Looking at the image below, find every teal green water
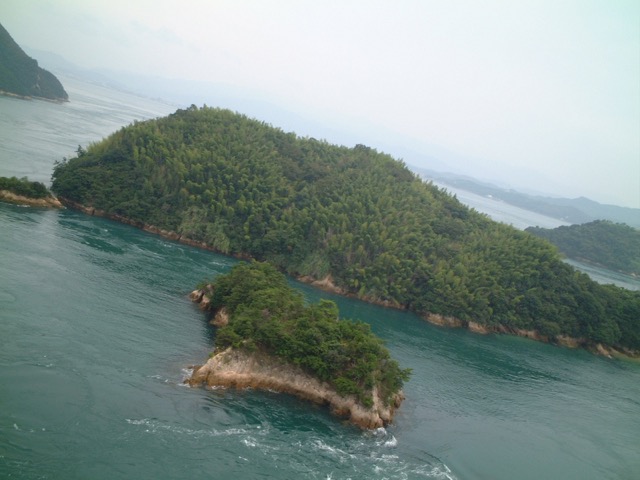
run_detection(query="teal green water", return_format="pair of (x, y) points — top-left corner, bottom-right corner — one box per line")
(1, 80), (640, 479)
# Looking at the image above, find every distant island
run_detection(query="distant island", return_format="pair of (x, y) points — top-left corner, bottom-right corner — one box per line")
(417, 168), (640, 229)
(51, 106), (640, 356)
(526, 221), (640, 277)
(187, 261), (409, 428)
(0, 22), (68, 102)
(0, 176), (62, 208)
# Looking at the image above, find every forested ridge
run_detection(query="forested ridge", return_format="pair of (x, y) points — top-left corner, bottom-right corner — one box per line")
(526, 221), (640, 276)
(51, 106), (640, 352)
(0, 22), (68, 101)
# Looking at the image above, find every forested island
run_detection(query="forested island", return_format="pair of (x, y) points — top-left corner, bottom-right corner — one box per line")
(0, 176), (62, 208)
(526, 221), (640, 276)
(188, 261), (408, 428)
(51, 106), (640, 355)
(0, 22), (68, 102)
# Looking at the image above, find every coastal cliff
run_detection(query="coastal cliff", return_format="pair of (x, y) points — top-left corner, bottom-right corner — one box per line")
(188, 347), (404, 429)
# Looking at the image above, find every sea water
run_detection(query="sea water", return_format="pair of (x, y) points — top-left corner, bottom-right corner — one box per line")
(1, 77), (639, 480)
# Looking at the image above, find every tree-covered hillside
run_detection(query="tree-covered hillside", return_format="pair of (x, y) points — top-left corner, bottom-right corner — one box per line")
(51, 106), (640, 352)
(0, 22), (68, 101)
(527, 221), (640, 276)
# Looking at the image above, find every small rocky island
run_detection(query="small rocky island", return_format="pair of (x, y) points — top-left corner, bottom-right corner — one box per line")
(0, 176), (62, 208)
(187, 261), (409, 429)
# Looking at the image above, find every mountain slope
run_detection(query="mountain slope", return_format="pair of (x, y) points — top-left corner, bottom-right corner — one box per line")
(51, 106), (640, 353)
(0, 22), (68, 101)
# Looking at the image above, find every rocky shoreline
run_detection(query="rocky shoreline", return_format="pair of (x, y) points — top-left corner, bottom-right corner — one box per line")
(187, 347), (404, 429)
(59, 198), (252, 258)
(0, 190), (63, 208)
(295, 275), (637, 358)
(59, 198), (638, 359)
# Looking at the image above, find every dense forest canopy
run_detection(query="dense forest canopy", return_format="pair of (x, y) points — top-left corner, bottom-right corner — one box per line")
(199, 261), (410, 406)
(51, 106), (640, 352)
(527, 221), (640, 276)
(0, 22), (68, 101)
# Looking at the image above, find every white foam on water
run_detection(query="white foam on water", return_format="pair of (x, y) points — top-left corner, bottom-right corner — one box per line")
(370, 427), (398, 449)
(179, 367), (194, 384)
(125, 418), (251, 439)
(346, 429), (458, 480)
(242, 437), (257, 447)
(126, 419), (147, 426)
(383, 435), (398, 448)
(377, 453), (399, 463)
(418, 464), (457, 480)
(313, 439), (352, 461)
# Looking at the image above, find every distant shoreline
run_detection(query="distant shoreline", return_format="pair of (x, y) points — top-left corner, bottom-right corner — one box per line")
(0, 89), (68, 104)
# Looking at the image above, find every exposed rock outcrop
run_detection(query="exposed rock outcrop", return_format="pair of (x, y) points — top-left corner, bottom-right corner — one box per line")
(424, 313), (464, 328)
(422, 313), (632, 358)
(190, 285), (214, 311)
(187, 347), (404, 429)
(467, 321), (490, 334)
(0, 190), (63, 208)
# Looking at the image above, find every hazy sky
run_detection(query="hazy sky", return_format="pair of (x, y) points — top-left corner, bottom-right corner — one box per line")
(3, 0), (639, 208)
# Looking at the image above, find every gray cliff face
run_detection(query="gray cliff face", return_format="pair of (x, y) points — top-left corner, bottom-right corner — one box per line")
(188, 348), (404, 429)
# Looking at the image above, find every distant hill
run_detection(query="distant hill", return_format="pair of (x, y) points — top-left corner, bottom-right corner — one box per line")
(526, 221), (640, 276)
(0, 23), (68, 101)
(415, 169), (640, 228)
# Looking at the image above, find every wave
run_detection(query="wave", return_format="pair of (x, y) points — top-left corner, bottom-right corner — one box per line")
(123, 417), (456, 479)
(125, 418), (251, 438)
